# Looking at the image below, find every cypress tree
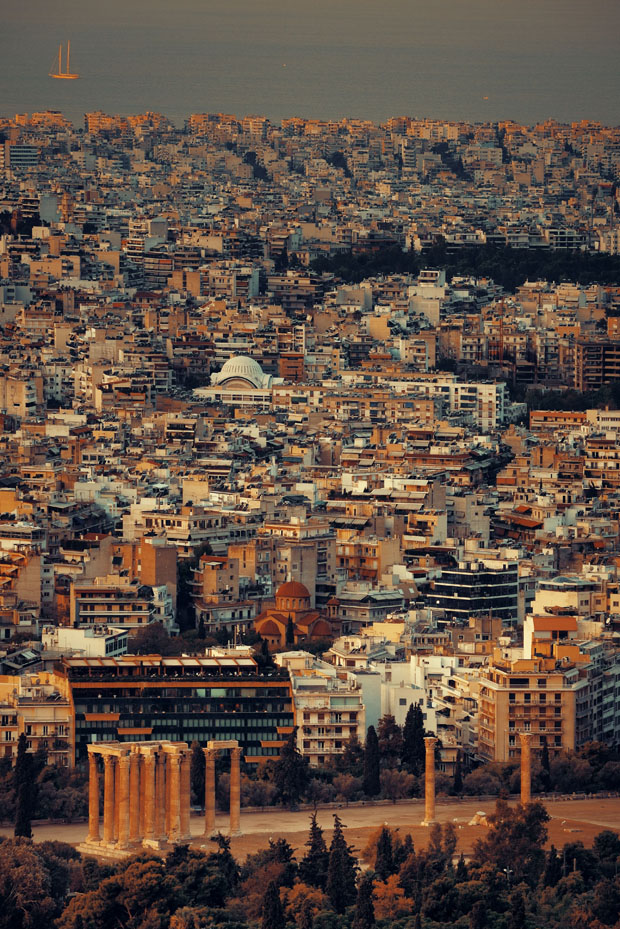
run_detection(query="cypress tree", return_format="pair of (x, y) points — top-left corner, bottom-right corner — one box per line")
(261, 880), (285, 929)
(14, 733), (34, 838)
(353, 873), (375, 929)
(363, 726), (380, 797)
(273, 729), (309, 807)
(326, 814), (357, 913)
(455, 853), (468, 882)
(543, 844), (562, 887)
(375, 826), (395, 880)
(299, 812), (329, 889)
(285, 615), (295, 646)
(453, 752), (463, 794)
(402, 702), (425, 774)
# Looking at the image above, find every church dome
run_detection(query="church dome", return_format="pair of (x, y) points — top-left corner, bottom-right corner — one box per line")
(277, 581), (311, 599)
(212, 355), (268, 389)
(275, 580), (312, 612)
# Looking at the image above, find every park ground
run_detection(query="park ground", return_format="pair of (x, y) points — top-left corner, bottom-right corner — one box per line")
(2, 795), (619, 860)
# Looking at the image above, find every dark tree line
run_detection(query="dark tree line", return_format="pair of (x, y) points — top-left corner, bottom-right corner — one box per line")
(312, 242), (620, 290)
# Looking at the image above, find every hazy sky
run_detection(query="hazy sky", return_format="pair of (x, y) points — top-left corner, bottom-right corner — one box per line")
(1, 0), (619, 125)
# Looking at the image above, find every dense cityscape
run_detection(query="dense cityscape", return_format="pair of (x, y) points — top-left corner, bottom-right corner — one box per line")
(0, 103), (620, 929)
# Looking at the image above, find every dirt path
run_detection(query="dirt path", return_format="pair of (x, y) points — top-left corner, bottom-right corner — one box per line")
(2, 795), (618, 860)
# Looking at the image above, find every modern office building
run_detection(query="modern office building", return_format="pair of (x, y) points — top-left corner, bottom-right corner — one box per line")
(53, 652), (294, 766)
(430, 554), (519, 624)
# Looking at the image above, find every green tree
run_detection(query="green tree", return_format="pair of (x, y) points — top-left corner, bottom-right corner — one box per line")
(380, 768), (415, 802)
(326, 815), (357, 913)
(453, 752), (463, 794)
(377, 714), (403, 768)
(543, 845), (562, 887)
(340, 732), (364, 774)
(190, 741), (205, 809)
(363, 726), (380, 797)
(272, 730), (308, 807)
(285, 615), (295, 647)
(299, 812), (329, 890)
(592, 879), (620, 925)
(261, 880), (285, 929)
(472, 798), (549, 886)
(14, 733), (34, 838)
(507, 890), (526, 929)
(353, 873), (375, 929)
(375, 826), (395, 881)
(402, 703), (426, 774)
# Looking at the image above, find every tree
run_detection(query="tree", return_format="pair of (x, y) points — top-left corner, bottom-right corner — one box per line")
(333, 773), (360, 805)
(469, 900), (486, 929)
(272, 730), (308, 807)
(363, 726), (380, 797)
(472, 798), (549, 886)
(374, 827), (395, 881)
(374, 874), (411, 921)
(190, 742), (205, 809)
(507, 890), (526, 929)
(14, 733), (34, 838)
(285, 615), (295, 647)
(380, 769), (415, 802)
(336, 732), (364, 775)
(261, 880), (285, 929)
(377, 714), (403, 768)
(353, 873), (375, 929)
(453, 752), (463, 795)
(326, 815), (357, 913)
(543, 845), (562, 887)
(402, 703), (426, 774)
(298, 813), (329, 890)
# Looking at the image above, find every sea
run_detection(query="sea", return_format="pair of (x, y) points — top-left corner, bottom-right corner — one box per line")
(1, 0), (619, 128)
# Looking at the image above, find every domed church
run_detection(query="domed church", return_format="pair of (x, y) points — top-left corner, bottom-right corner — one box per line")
(210, 355), (272, 390)
(254, 581), (332, 649)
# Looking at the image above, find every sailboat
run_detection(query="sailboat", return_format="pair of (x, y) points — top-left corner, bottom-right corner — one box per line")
(49, 42), (79, 80)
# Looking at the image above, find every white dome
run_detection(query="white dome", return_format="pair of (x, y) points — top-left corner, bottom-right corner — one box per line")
(212, 355), (269, 389)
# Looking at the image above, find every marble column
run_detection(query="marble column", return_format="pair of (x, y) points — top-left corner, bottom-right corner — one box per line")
(129, 752), (141, 844)
(229, 746), (241, 836)
(180, 750), (191, 842)
(204, 748), (216, 837)
(168, 753), (182, 841)
(155, 751), (166, 842)
(143, 753), (156, 844)
(102, 755), (116, 845)
(423, 736), (437, 825)
(117, 755), (131, 849)
(520, 732), (532, 805)
(86, 751), (100, 843)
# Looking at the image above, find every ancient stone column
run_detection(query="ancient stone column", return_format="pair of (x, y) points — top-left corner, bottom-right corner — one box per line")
(86, 750), (100, 843)
(229, 746), (242, 836)
(204, 747), (216, 837)
(520, 732), (532, 805)
(180, 750), (191, 842)
(143, 752), (156, 844)
(129, 751), (141, 844)
(168, 753), (182, 841)
(102, 755), (116, 845)
(423, 736), (437, 825)
(155, 751), (166, 842)
(117, 754), (131, 849)
(114, 753), (121, 843)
